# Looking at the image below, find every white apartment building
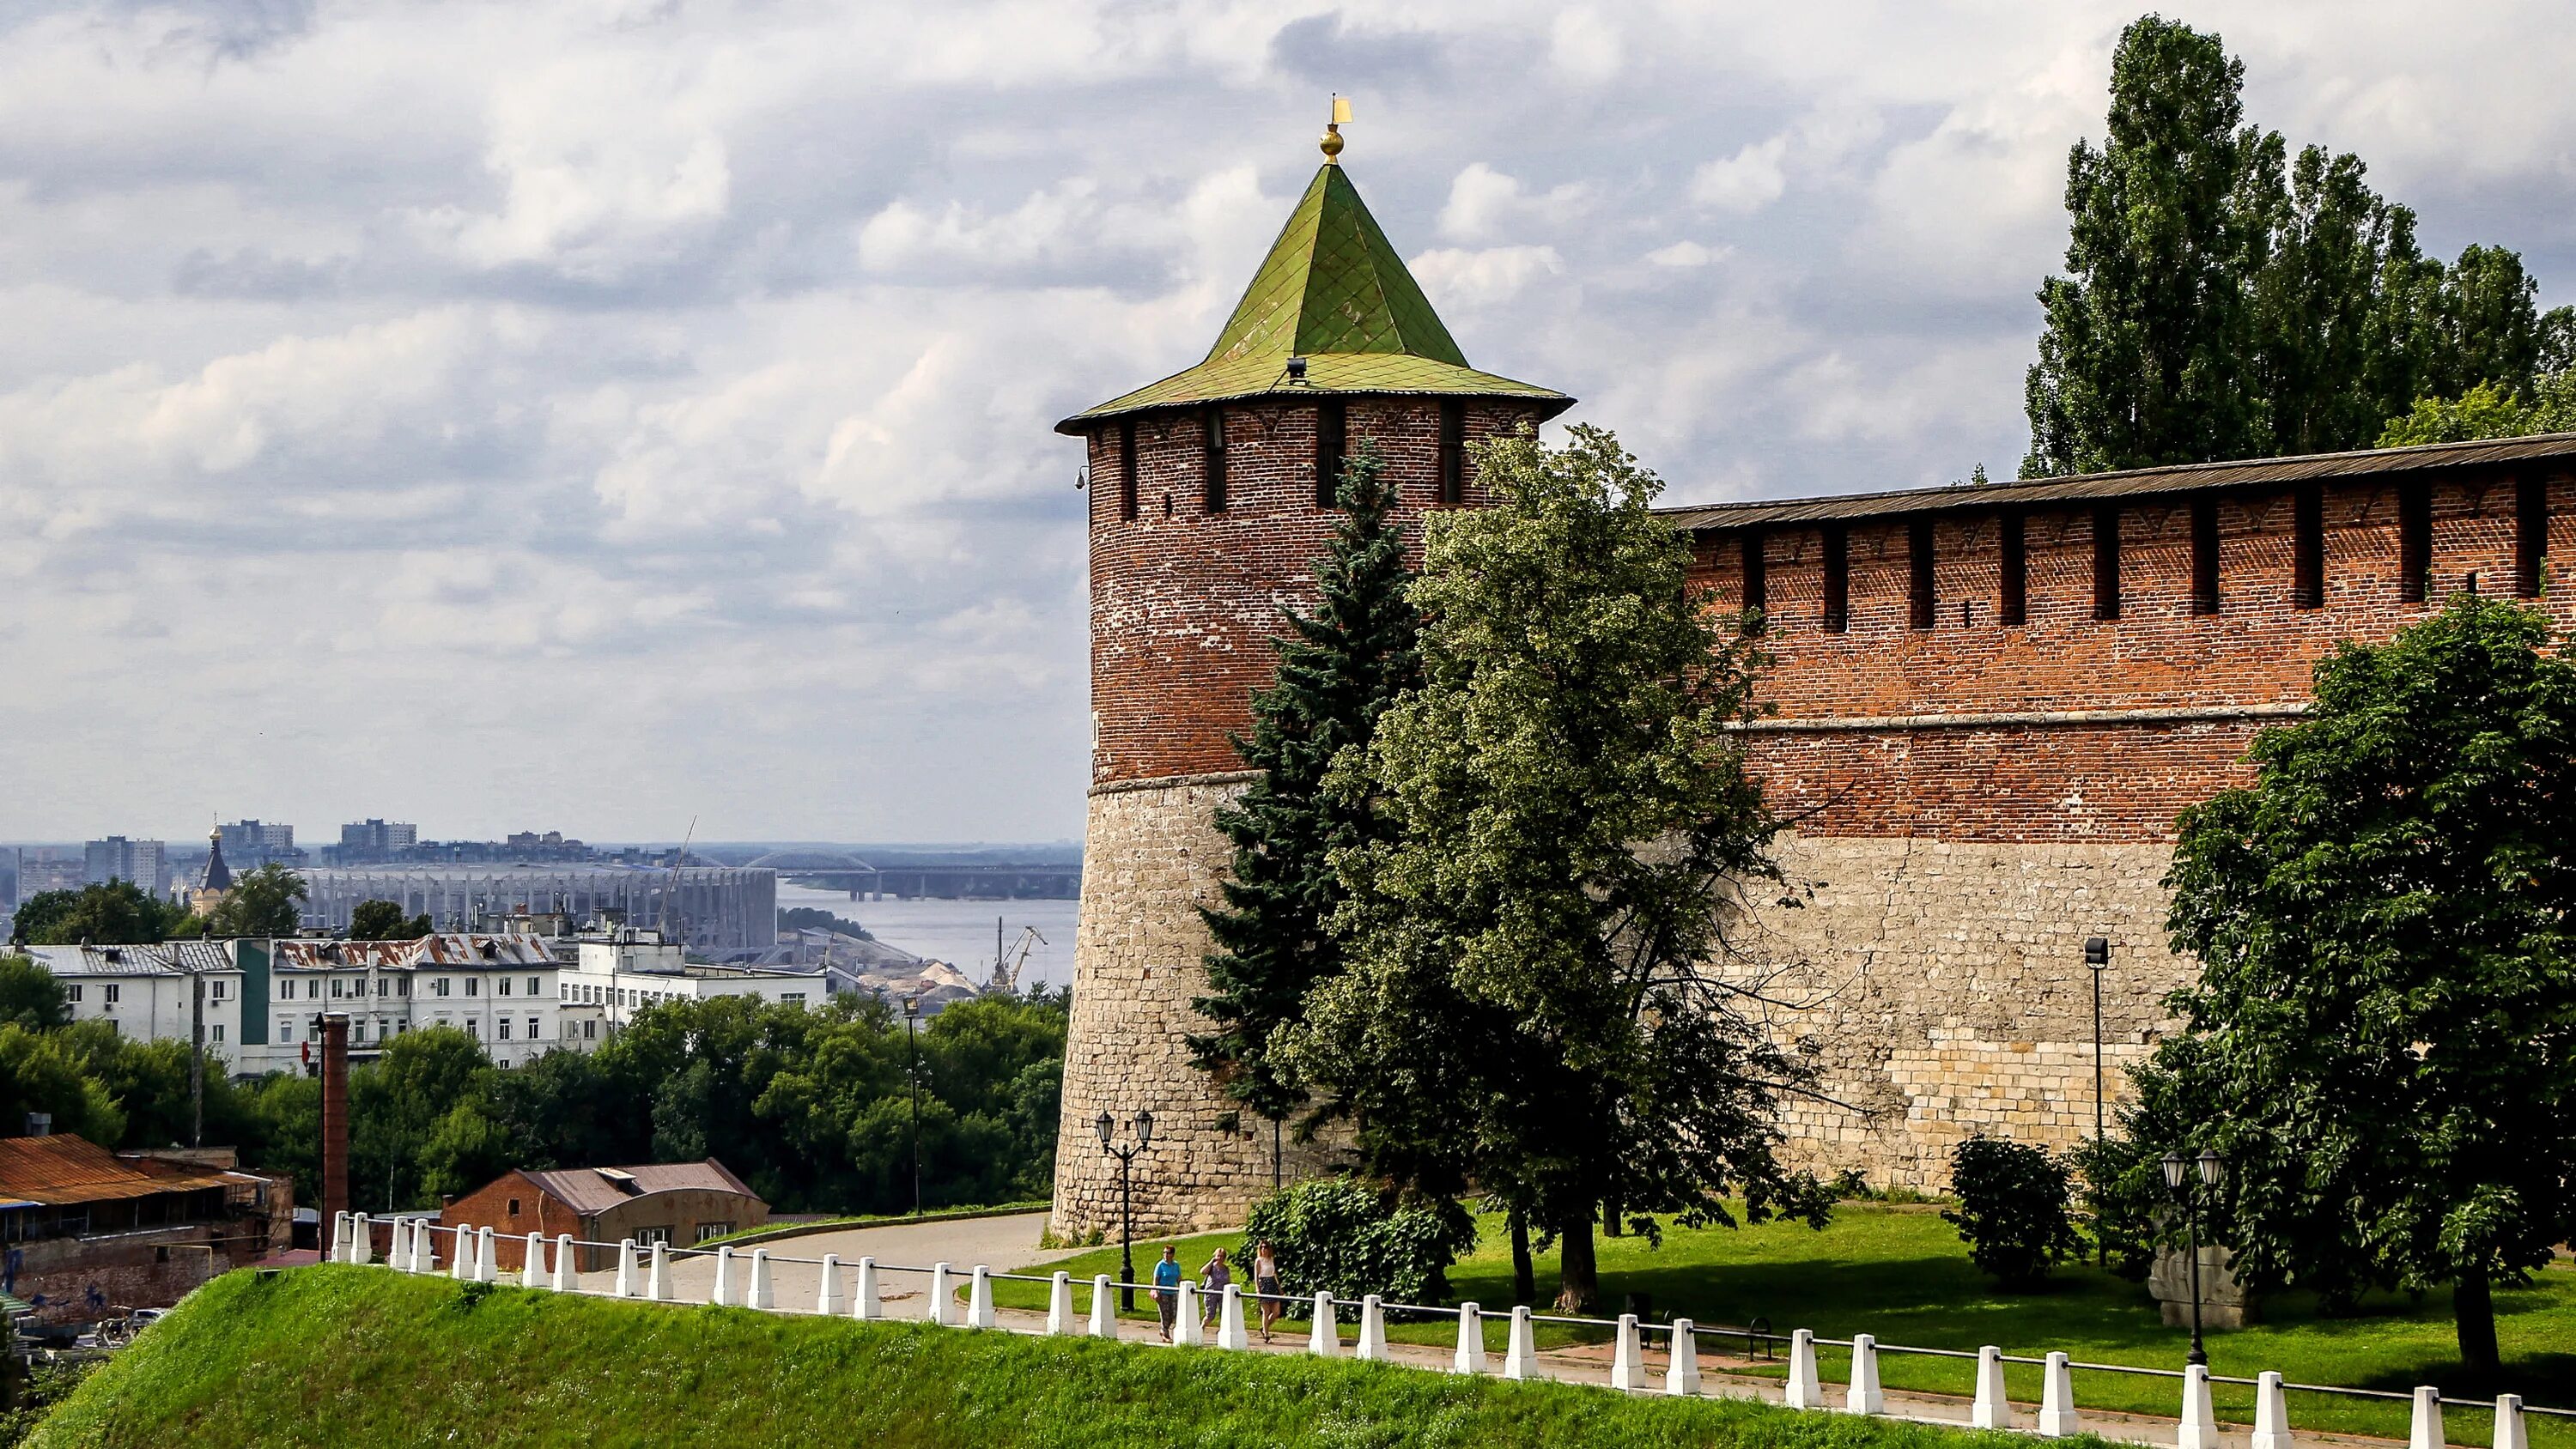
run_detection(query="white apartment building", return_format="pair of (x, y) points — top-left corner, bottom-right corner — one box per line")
(269, 935), (565, 1070)
(558, 935), (823, 1041)
(21, 943), (246, 1053)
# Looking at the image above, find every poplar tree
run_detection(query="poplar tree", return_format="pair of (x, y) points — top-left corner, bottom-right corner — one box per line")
(2025, 15), (2568, 476)
(1189, 444), (1420, 1178)
(1297, 426), (1827, 1313)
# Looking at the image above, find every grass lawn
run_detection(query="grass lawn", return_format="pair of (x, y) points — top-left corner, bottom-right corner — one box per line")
(1001, 1206), (2576, 1448)
(29, 1264), (2041, 1449)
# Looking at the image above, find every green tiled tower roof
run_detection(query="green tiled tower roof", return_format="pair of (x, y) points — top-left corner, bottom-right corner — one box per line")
(1056, 161), (1571, 433)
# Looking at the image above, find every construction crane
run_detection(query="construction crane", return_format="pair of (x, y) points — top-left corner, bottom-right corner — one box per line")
(987, 919), (1048, 995)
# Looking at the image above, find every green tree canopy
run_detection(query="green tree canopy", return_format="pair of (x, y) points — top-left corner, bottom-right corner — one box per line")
(349, 900), (432, 941)
(12, 882), (188, 946)
(2025, 16), (2567, 476)
(1293, 426), (1826, 1313)
(2154, 597), (2576, 1376)
(2379, 370), (2576, 447)
(1192, 442), (1420, 1165)
(204, 863), (307, 938)
(0, 955), (70, 1033)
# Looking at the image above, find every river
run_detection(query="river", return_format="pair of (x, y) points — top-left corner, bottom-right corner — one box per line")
(773, 884), (1081, 990)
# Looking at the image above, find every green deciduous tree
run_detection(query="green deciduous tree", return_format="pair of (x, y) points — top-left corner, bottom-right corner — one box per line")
(2156, 597), (2576, 1377)
(1295, 426), (1826, 1313)
(349, 900), (432, 941)
(205, 863), (307, 938)
(2026, 16), (2567, 476)
(11, 882), (187, 946)
(1193, 442), (1420, 1174)
(0, 1025), (125, 1145)
(0, 957), (69, 1033)
(2379, 371), (2576, 448)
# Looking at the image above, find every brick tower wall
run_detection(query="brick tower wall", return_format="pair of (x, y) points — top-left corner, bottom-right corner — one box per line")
(1053, 395), (1551, 1238)
(1690, 469), (2575, 1188)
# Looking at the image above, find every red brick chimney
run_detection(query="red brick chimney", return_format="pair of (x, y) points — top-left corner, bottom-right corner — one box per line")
(319, 1015), (349, 1236)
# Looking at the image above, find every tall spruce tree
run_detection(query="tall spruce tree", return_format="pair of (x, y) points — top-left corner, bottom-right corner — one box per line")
(1189, 443), (1420, 1179)
(2026, 15), (2566, 476)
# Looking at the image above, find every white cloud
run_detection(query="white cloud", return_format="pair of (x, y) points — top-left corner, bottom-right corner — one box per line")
(3, 0), (2575, 839)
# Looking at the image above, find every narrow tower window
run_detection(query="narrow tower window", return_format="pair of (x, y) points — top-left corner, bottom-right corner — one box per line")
(1437, 400), (1467, 506)
(1741, 527), (1766, 633)
(1315, 398), (1346, 507)
(1821, 524), (1849, 634)
(1118, 421), (1138, 523)
(1907, 517), (1935, 630)
(2515, 476), (2548, 598)
(1997, 510), (2026, 627)
(2397, 480), (2430, 603)
(2293, 484), (2324, 609)
(2190, 497), (2221, 615)
(1203, 409), (1228, 514)
(2092, 504), (2122, 621)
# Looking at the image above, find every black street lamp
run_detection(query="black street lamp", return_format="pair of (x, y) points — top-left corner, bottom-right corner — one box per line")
(1097, 1108), (1154, 1312)
(2086, 937), (2110, 1266)
(2162, 1147), (2226, 1367)
(903, 996), (923, 1218)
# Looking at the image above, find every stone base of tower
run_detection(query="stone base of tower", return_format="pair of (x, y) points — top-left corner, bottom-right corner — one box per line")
(1050, 774), (1346, 1240)
(1738, 832), (2190, 1191)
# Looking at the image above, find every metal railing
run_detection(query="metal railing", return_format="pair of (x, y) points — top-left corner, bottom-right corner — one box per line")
(323, 1212), (2568, 1447)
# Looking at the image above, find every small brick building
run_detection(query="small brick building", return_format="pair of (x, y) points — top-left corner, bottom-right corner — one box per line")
(440, 1160), (766, 1271)
(0, 1134), (290, 1325)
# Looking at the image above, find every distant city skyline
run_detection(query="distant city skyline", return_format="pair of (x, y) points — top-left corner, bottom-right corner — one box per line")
(7, 2), (2573, 840)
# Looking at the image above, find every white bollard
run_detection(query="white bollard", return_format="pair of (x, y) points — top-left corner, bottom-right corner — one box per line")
(647, 1242), (671, 1301)
(477, 1228), (497, 1283)
(1217, 1284), (1248, 1350)
(352, 1214), (374, 1265)
(554, 1234), (576, 1293)
(521, 1232), (544, 1288)
(1611, 1313), (1644, 1391)
(1501, 1306), (1537, 1380)
(712, 1246), (734, 1307)
(1308, 1293), (1339, 1355)
(1087, 1275), (1114, 1338)
(2038, 1351), (2081, 1436)
(817, 1254), (844, 1317)
(1788, 1328), (1823, 1410)
(1845, 1333), (1884, 1416)
(1975, 1345), (2009, 1429)
(615, 1240), (640, 1299)
(2180, 1364), (2221, 1449)
(2252, 1370), (2293, 1449)
(1045, 1270), (1073, 1335)
(927, 1263), (952, 1326)
(1454, 1303), (1486, 1375)
(452, 1224), (476, 1281)
(2409, 1387), (2443, 1449)
(1175, 1282), (1202, 1346)
(330, 1212), (348, 1263)
(2494, 1395), (2528, 1449)
(966, 1265), (994, 1330)
(1355, 1294), (1386, 1361)
(854, 1257), (881, 1320)
(1667, 1319), (1701, 1397)
(748, 1250), (775, 1312)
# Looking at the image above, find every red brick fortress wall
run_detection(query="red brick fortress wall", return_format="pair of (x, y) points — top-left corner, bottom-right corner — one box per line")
(1682, 466), (2574, 1186)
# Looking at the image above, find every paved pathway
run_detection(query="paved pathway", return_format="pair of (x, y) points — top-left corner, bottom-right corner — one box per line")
(571, 1211), (1073, 1312)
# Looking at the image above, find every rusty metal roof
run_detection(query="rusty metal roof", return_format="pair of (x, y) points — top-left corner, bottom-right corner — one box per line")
(22, 943), (237, 978)
(0, 1136), (239, 1206)
(274, 934), (556, 972)
(505, 1159), (760, 1219)
(1656, 432), (2576, 531)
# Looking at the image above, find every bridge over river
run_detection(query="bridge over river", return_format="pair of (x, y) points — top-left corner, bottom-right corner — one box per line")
(745, 852), (1079, 900)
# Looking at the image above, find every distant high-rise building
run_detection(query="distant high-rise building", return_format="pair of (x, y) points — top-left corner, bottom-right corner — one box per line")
(337, 820), (418, 860)
(82, 836), (167, 893)
(219, 820), (298, 866)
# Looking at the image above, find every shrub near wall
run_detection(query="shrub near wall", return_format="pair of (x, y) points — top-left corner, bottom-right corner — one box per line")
(1239, 1177), (1477, 1314)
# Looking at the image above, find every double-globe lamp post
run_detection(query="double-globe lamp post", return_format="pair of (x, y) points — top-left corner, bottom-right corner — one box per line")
(2086, 937), (2110, 1266)
(903, 996), (923, 1218)
(2162, 1147), (2227, 1367)
(1097, 1109), (1154, 1312)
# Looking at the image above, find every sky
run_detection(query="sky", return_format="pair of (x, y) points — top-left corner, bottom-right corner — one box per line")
(4, 0), (2573, 846)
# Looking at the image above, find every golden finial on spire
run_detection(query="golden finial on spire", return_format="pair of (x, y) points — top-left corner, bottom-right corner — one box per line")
(1321, 94), (1350, 163)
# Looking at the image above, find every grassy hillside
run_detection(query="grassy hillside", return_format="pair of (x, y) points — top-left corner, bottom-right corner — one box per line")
(31, 1266), (2038, 1449)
